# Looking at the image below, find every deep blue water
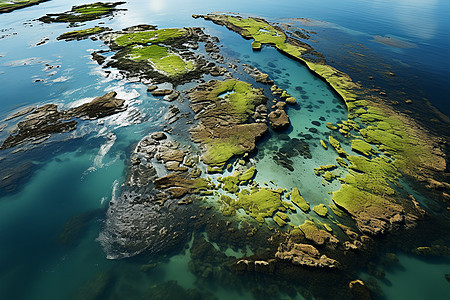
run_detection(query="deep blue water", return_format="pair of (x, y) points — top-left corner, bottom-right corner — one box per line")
(0, 1), (449, 299)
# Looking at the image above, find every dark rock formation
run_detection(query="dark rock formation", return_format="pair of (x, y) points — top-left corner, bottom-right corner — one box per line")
(0, 92), (125, 150)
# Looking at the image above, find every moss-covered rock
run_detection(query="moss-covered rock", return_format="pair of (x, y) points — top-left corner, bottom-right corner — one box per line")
(235, 188), (283, 223)
(351, 139), (377, 157)
(298, 220), (339, 246)
(57, 26), (111, 41)
(313, 204), (328, 217)
(189, 80), (268, 168)
(328, 136), (347, 157)
(288, 187), (309, 212)
(38, 2), (125, 23)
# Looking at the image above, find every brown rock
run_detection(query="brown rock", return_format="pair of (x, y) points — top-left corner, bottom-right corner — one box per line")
(158, 149), (185, 163)
(151, 132), (167, 141)
(151, 89), (173, 96)
(268, 109), (289, 130)
(275, 242), (339, 268)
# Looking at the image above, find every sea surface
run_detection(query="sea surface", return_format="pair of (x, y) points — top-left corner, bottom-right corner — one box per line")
(0, 1), (449, 299)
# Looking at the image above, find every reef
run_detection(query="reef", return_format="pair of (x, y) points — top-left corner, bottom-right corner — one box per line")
(199, 13), (448, 237)
(0, 91), (126, 150)
(0, 0), (49, 14)
(38, 2), (126, 23)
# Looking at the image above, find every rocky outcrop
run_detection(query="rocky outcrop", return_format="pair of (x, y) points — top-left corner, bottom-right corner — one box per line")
(275, 241), (339, 268)
(234, 259), (276, 273)
(100, 26), (225, 86)
(188, 79), (268, 168)
(268, 109), (289, 130)
(100, 132), (213, 259)
(0, 92), (125, 150)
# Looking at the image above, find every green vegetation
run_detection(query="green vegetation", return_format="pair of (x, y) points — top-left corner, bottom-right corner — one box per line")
(201, 13), (446, 236)
(313, 204), (328, 217)
(273, 211), (290, 227)
(217, 167), (256, 193)
(351, 139), (377, 157)
(190, 79), (268, 168)
(207, 79), (266, 122)
(200, 124), (267, 168)
(38, 2), (125, 23)
(236, 188), (283, 223)
(127, 45), (195, 76)
(219, 188), (285, 223)
(287, 187), (309, 212)
(57, 26), (111, 41)
(328, 136), (347, 157)
(114, 28), (186, 47)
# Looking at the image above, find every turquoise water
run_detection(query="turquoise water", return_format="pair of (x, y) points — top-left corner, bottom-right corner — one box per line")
(1, 1), (449, 299)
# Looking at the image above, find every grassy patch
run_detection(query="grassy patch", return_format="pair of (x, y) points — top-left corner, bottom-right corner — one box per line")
(127, 44), (195, 76)
(38, 2), (125, 23)
(57, 26), (111, 41)
(114, 28), (186, 47)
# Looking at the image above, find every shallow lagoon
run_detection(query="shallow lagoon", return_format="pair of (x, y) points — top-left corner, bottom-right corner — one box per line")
(0, 1), (449, 299)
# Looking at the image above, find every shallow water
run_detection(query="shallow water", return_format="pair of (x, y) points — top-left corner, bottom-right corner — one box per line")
(1, 1), (449, 299)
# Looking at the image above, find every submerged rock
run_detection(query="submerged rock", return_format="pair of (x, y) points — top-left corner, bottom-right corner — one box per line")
(148, 280), (218, 300)
(349, 279), (371, 300)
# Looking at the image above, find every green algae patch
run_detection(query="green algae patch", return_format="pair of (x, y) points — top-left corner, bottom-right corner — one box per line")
(314, 165), (337, 176)
(326, 122), (338, 130)
(114, 28), (187, 47)
(351, 139), (377, 157)
(0, 0), (49, 14)
(218, 167), (256, 193)
(313, 204), (328, 217)
(127, 44), (195, 76)
(345, 155), (399, 195)
(322, 171), (337, 182)
(333, 155), (405, 235)
(38, 2), (125, 23)
(227, 16), (288, 48)
(298, 220), (339, 246)
(328, 136), (347, 157)
(282, 201), (296, 212)
(273, 215), (287, 227)
(273, 211), (290, 227)
(57, 26), (111, 41)
(336, 157), (348, 168)
(234, 188), (283, 223)
(288, 187), (309, 212)
(190, 80), (268, 168)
